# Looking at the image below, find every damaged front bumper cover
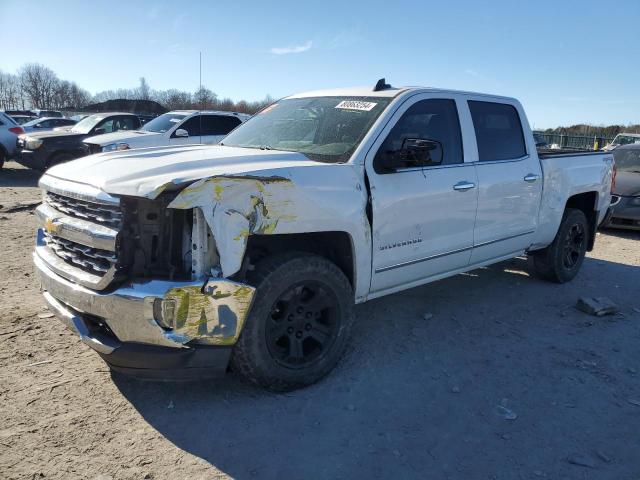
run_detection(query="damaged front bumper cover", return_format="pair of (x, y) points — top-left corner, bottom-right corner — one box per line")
(34, 251), (256, 378)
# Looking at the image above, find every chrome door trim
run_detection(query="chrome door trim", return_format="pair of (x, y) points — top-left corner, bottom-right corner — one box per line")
(375, 230), (535, 273)
(473, 230), (535, 248)
(473, 154), (530, 166)
(375, 245), (472, 273)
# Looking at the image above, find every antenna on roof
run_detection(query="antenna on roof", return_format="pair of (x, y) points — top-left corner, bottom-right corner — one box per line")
(199, 51), (202, 144)
(373, 78), (391, 92)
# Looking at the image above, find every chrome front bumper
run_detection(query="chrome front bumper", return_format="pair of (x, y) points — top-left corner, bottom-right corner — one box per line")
(34, 249), (256, 351)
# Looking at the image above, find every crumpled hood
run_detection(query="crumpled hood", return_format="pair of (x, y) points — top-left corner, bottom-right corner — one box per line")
(613, 171), (640, 197)
(84, 130), (159, 146)
(44, 144), (326, 198)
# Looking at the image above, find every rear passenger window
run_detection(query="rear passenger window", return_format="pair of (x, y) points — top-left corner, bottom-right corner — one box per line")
(468, 101), (526, 161)
(201, 115), (242, 135)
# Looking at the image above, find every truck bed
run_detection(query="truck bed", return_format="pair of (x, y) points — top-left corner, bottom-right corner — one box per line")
(531, 149), (614, 250)
(538, 148), (606, 158)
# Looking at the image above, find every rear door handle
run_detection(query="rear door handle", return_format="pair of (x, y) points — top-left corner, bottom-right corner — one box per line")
(453, 181), (476, 191)
(524, 173), (540, 182)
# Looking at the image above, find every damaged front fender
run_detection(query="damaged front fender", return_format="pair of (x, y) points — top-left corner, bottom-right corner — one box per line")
(168, 175), (295, 277)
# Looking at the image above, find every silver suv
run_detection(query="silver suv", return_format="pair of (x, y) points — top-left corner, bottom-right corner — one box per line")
(0, 112), (25, 169)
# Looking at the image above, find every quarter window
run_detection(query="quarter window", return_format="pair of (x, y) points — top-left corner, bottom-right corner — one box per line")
(374, 99), (463, 173)
(468, 101), (526, 161)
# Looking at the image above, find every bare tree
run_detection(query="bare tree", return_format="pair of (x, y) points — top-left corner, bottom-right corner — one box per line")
(194, 86), (216, 110)
(19, 63), (59, 109)
(136, 77), (151, 101)
(0, 71), (25, 110)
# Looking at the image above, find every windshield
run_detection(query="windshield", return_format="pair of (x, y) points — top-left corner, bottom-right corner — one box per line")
(613, 134), (640, 146)
(221, 96), (392, 163)
(613, 149), (640, 173)
(141, 113), (187, 133)
(72, 114), (105, 134)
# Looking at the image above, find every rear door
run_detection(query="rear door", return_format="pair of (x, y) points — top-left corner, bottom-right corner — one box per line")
(466, 99), (542, 264)
(366, 94), (479, 294)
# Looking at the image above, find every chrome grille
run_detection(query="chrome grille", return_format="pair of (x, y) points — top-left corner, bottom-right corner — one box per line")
(43, 231), (116, 275)
(44, 191), (123, 229)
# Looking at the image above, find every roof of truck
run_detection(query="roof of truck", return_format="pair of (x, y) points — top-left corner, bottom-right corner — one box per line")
(168, 110), (251, 117)
(287, 85), (517, 103)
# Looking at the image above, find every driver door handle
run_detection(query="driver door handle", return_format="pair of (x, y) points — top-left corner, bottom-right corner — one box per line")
(524, 173), (540, 182)
(453, 181), (476, 191)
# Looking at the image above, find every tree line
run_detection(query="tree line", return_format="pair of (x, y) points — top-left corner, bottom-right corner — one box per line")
(540, 124), (640, 138)
(0, 63), (273, 115)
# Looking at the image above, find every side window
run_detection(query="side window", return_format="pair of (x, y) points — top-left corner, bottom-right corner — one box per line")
(468, 101), (526, 161)
(96, 118), (116, 133)
(374, 99), (463, 173)
(41, 120), (53, 128)
(177, 116), (202, 137)
(201, 115), (242, 136)
(113, 117), (136, 131)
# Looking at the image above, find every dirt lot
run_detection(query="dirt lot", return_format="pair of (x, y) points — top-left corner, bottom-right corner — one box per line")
(1, 160), (639, 480)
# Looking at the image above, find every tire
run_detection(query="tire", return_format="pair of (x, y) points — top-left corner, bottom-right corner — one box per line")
(531, 208), (589, 283)
(46, 153), (74, 170)
(230, 252), (354, 392)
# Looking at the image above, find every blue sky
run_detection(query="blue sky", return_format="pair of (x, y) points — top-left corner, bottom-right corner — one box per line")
(1, 0), (639, 128)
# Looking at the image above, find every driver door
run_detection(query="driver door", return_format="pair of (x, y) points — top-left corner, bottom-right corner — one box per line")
(365, 95), (478, 294)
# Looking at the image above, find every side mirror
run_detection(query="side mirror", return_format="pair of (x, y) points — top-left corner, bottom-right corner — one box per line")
(93, 127), (106, 135)
(376, 138), (443, 172)
(174, 128), (189, 138)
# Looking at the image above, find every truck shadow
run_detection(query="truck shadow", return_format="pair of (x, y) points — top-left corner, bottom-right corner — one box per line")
(113, 253), (640, 479)
(0, 161), (41, 188)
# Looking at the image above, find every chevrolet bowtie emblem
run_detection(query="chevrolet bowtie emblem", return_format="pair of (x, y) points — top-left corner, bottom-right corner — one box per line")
(44, 217), (60, 234)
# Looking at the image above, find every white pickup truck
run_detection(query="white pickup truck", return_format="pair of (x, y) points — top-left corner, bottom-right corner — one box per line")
(34, 80), (615, 391)
(82, 110), (250, 154)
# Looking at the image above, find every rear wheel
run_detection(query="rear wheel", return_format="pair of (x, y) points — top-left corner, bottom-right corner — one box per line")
(531, 208), (589, 283)
(230, 253), (354, 391)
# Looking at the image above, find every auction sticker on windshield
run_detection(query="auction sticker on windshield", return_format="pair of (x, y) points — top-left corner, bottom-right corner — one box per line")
(335, 100), (377, 111)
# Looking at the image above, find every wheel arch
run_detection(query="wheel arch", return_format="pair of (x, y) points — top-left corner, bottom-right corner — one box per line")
(244, 231), (356, 291)
(565, 191), (598, 251)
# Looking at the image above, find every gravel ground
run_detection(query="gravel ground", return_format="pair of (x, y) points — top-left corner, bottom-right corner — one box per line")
(1, 161), (639, 480)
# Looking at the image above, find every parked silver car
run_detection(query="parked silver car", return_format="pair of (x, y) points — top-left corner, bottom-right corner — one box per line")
(21, 117), (77, 133)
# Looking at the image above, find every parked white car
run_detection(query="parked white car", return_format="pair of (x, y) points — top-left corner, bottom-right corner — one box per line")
(83, 110), (250, 154)
(34, 81), (614, 390)
(0, 112), (25, 169)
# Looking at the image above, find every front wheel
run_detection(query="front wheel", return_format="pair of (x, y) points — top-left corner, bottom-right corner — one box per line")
(230, 253), (354, 391)
(531, 208), (589, 283)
